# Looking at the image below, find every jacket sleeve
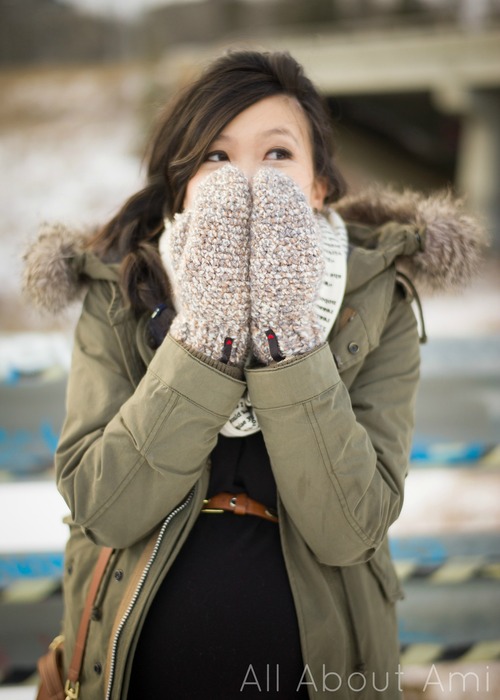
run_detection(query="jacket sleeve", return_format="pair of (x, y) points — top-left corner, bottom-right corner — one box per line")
(55, 281), (246, 548)
(245, 287), (420, 566)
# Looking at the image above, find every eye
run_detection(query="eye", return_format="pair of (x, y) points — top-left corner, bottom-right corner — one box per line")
(205, 150), (229, 162)
(266, 148), (292, 161)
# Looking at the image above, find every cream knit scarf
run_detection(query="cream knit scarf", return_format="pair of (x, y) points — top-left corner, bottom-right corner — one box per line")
(160, 209), (348, 437)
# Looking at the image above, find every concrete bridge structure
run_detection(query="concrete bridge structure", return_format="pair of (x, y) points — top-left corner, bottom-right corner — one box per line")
(162, 26), (500, 246)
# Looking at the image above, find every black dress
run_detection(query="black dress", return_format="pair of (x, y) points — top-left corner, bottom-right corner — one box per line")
(128, 432), (309, 699)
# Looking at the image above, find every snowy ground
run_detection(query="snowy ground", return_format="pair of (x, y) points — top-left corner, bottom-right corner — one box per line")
(0, 65), (146, 330)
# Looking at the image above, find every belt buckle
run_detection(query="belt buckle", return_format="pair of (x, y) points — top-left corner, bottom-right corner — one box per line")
(201, 499), (225, 514)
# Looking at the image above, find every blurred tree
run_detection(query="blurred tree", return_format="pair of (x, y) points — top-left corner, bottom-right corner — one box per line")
(0, 0), (128, 65)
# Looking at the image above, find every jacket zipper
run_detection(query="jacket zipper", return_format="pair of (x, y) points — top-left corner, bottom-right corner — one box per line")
(105, 489), (195, 700)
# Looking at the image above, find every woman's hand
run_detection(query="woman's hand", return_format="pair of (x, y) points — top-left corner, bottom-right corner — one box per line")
(250, 168), (325, 364)
(166, 165), (252, 367)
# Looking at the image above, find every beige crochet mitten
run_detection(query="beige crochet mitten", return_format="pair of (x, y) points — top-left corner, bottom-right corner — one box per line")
(250, 168), (325, 364)
(166, 165), (252, 367)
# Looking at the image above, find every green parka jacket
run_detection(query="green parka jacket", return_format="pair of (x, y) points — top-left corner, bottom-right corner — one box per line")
(24, 188), (485, 699)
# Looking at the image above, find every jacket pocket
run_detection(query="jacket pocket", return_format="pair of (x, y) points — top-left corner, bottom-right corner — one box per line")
(366, 539), (404, 603)
(328, 309), (370, 373)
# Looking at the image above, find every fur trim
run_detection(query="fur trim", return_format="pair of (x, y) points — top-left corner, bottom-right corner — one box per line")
(335, 187), (489, 293)
(22, 222), (89, 314)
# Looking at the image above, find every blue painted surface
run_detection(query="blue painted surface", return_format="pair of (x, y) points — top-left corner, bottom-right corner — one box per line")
(0, 553), (64, 587)
(397, 580), (500, 646)
(39, 422), (59, 453)
(390, 536), (448, 565)
(3, 368), (21, 385)
(0, 423), (59, 472)
(410, 440), (491, 465)
(390, 533), (500, 565)
(0, 373), (67, 474)
(398, 621), (441, 645)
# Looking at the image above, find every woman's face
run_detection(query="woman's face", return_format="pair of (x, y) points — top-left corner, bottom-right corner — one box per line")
(183, 95), (327, 210)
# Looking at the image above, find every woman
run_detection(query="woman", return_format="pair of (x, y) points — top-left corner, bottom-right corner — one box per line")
(24, 50), (485, 699)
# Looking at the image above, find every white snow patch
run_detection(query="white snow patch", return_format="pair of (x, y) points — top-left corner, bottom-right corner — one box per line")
(0, 481), (68, 553)
(0, 333), (72, 380)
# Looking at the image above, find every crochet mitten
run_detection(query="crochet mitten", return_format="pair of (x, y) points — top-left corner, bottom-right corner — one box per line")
(167, 165), (252, 367)
(250, 168), (325, 364)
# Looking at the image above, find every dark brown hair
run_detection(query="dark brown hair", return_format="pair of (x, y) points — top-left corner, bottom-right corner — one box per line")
(90, 50), (347, 315)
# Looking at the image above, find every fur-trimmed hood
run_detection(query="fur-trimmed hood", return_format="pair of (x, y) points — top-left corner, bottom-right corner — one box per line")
(335, 187), (487, 294)
(23, 187), (488, 315)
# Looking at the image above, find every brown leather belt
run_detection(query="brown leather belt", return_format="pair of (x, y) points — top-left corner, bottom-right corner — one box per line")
(201, 492), (278, 523)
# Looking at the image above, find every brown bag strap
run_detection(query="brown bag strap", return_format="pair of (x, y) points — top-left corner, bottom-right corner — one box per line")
(37, 636), (65, 700)
(65, 546), (113, 694)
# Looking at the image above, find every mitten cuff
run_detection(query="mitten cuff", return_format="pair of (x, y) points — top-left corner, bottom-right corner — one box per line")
(169, 315), (249, 368)
(251, 321), (323, 365)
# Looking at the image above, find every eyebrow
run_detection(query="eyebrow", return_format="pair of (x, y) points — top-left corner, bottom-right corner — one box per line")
(214, 127), (300, 146)
(261, 127), (300, 145)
